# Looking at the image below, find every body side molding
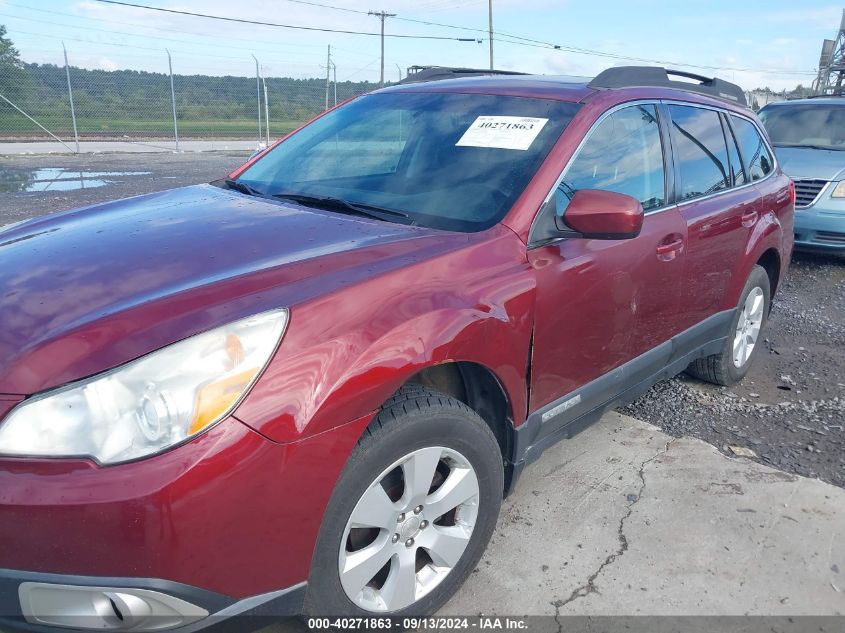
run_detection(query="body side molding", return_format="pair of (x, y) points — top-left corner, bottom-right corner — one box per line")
(506, 309), (735, 494)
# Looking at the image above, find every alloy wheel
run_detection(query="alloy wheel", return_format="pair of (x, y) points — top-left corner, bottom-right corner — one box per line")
(338, 446), (480, 612)
(732, 286), (765, 368)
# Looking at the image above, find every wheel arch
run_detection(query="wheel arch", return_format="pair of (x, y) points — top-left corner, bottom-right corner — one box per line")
(403, 361), (515, 490)
(755, 247), (781, 300)
(725, 215), (784, 310)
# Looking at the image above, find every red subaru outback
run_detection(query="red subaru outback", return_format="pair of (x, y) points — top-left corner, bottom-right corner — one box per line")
(0, 67), (793, 630)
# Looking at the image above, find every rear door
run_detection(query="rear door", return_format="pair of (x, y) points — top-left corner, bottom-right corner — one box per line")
(665, 103), (763, 331)
(529, 102), (687, 414)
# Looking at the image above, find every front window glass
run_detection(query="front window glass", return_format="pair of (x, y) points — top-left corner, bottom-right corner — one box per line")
(556, 104), (665, 214)
(669, 105), (731, 200)
(237, 92), (580, 232)
(731, 115), (775, 181)
(758, 104), (845, 151)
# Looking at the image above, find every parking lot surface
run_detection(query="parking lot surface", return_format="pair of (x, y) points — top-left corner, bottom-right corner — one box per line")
(0, 151), (251, 225)
(444, 412), (843, 617)
(262, 412), (843, 631)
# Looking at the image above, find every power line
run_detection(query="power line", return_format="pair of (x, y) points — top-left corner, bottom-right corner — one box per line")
(48, 0), (819, 77)
(490, 37), (817, 76)
(267, 0), (816, 76)
(6, 27), (331, 66)
(268, 0), (816, 76)
(5, 1), (414, 67)
(90, 0), (478, 42)
(5, 1), (326, 51)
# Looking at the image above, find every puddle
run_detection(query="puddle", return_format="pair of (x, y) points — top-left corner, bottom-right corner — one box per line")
(0, 168), (151, 193)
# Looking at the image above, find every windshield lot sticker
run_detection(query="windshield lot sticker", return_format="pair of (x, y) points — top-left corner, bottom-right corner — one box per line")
(456, 116), (549, 150)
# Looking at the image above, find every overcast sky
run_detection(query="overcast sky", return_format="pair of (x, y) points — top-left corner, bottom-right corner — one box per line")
(0, 0), (840, 90)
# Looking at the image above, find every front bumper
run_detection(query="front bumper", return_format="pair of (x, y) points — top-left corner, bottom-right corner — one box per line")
(794, 200), (845, 252)
(0, 568), (305, 632)
(0, 413), (375, 630)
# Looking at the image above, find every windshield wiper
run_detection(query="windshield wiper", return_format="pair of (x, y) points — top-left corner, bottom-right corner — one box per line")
(774, 143), (845, 151)
(223, 178), (266, 197)
(271, 193), (413, 224)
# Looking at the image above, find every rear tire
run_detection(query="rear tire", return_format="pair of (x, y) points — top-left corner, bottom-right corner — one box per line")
(686, 265), (770, 386)
(304, 385), (503, 617)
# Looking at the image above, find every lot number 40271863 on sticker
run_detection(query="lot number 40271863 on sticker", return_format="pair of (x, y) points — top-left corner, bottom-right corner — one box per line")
(456, 116), (549, 151)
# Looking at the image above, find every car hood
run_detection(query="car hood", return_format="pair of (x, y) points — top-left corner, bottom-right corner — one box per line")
(773, 146), (845, 181)
(0, 185), (465, 395)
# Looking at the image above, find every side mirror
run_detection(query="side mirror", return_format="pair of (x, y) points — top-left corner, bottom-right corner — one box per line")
(561, 189), (644, 239)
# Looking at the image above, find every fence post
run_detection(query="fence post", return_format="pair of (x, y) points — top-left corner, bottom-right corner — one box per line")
(325, 45), (331, 111)
(262, 76), (270, 146)
(166, 49), (179, 151)
(252, 54), (262, 147)
(62, 42), (80, 153)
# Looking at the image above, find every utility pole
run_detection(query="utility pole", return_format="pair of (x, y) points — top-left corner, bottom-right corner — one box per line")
(369, 10), (396, 87)
(488, 0), (494, 70)
(332, 61), (337, 106)
(166, 49), (179, 151)
(325, 45), (331, 110)
(62, 42), (79, 153)
(252, 54), (262, 147)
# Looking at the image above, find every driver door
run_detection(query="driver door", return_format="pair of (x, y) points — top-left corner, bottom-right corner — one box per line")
(528, 102), (687, 417)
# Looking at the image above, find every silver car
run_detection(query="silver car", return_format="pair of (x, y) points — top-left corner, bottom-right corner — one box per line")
(759, 97), (845, 253)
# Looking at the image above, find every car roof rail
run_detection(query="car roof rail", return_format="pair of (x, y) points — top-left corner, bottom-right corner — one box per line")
(399, 66), (528, 85)
(588, 66), (748, 107)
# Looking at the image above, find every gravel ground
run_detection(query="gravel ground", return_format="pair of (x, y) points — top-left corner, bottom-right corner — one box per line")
(2, 152), (843, 488)
(623, 251), (845, 488)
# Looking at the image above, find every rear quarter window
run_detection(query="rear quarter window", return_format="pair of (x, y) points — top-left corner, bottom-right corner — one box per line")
(730, 115), (774, 181)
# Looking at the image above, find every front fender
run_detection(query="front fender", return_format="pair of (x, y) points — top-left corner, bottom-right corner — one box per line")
(234, 227), (535, 443)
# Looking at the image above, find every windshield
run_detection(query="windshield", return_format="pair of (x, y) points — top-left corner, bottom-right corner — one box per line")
(236, 92), (580, 232)
(758, 103), (845, 151)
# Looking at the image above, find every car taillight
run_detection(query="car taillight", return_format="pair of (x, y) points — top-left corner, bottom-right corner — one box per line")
(788, 180), (796, 207)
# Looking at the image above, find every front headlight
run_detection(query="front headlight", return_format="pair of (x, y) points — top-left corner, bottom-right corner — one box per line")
(0, 308), (288, 464)
(831, 181), (845, 198)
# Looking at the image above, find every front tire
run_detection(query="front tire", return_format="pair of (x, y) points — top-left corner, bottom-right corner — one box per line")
(305, 385), (503, 616)
(686, 264), (771, 386)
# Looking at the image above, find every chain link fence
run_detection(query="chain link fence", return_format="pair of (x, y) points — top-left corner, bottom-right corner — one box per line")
(0, 47), (379, 150)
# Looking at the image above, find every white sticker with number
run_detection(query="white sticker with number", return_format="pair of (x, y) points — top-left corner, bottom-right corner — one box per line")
(456, 116), (549, 151)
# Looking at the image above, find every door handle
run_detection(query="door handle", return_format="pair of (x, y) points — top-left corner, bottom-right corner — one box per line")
(656, 236), (684, 261)
(741, 209), (758, 227)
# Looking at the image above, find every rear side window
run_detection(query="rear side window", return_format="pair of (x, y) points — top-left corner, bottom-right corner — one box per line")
(558, 103), (665, 212)
(731, 115), (774, 181)
(668, 105), (730, 200)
